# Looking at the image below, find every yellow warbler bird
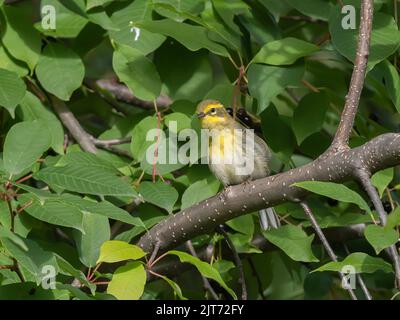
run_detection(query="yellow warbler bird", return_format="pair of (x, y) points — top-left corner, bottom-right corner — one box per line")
(196, 99), (280, 230)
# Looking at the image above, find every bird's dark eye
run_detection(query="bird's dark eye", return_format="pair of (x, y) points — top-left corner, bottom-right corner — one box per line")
(210, 108), (216, 114)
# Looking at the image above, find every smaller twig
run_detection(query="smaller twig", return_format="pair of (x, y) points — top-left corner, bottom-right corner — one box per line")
(329, 0), (373, 151)
(16, 199), (33, 214)
(92, 281), (109, 285)
(356, 169), (400, 288)
(0, 265), (13, 270)
(247, 258), (266, 300)
(344, 244), (372, 300)
(91, 137), (131, 146)
(65, 125), (133, 158)
(88, 263), (102, 282)
(300, 202), (358, 300)
(15, 174), (33, 184)
(391, 291), (400, 300)
(281, 15), (325, 24)
(50, 95), (98, 154)
(186, 240), (219, 300)
(301, 79), (320, 93)
(148, 241), (161, 267)
(12, 259), (25, 283)
(386, 189), (396, 212)
(93, 78), (172, 109)
(152, 101), (162, 182)
(25, 78), (47, 102)
(217, 225), (247, 300)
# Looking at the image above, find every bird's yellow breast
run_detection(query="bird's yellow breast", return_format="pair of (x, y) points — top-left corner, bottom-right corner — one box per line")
(209, 129), (238, 160)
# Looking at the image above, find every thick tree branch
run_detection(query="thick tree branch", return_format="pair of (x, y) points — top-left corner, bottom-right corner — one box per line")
(330, 0), (373, 152)
(138, 133), (400, 252)
(300, 202), (357, 300)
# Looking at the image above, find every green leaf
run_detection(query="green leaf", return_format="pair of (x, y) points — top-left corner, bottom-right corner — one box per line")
(371, 168), (394, 198)
(136, 19), (230, 57)
(154, 273), (187, 300)
(380, 60), (400, 113)
(313, 252), (393, 274)
(292, 92), (329, 144)
(0, 68), (26, 117)
(0, 226), (28, 251)
(164, 113), (192, 133)
(130, 116), (160, 162)
(3, 121), (51, 176)
(260, 105), (296, 161)
(258, 0), (291, 22)
(263, 225), (318, 262)
(386, 208), (400, 230)
(154, 0), (205, 22)
(1, 236), (58, 285)
(139, 181), (178, 213)
(248, 63), (304, 113)
(86, 0), (112, 10)
(55, 255), (95, 294)
(35, 0), (88, 38)
(115, 216), (165, 243)
(97, 240), (146, 264)
(73, 212), (110, 267)
(140, 135), (187, 175)
(155, 39), (213, 102)
(34, 164), (136, 197)
(229, 233), (262, 254)
(168, 250), (237, 299)
(302, 212), (375, 229)
(330, 10), (400, 70)
(252, 38), (319, 66)
(107, 261), (146, 300)
(63, 196), (144, 227)
(213, 259), (235, 283)
(285, 0), (332, 21)
(0, 46), (29, 77)
(87, 10), (119, 31)
(109, 0), (166, 55)
(181, 179), (220, 210)
(226, 214), (254, 236)
(56, 152), (118, 174)
(0, 200), (11, 230)
(364, 225), (398, 254)
(36, 42), (85, 101)
(18, 92), (64, 154)
(293, 181), (371, 214)
(113, 44), (161, 101)
(2, 5), (41, 70)
(18, 193), (84, 232)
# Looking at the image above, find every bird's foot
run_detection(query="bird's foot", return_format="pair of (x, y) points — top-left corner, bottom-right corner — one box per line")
(218, 186), (232, 202)
(242, 178), (253, 192)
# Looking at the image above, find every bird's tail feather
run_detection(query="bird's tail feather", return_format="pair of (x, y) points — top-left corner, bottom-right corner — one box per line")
(259, 207), (281, 230)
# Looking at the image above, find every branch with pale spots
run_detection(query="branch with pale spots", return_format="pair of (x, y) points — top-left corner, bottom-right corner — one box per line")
(138, 133), (400, 252)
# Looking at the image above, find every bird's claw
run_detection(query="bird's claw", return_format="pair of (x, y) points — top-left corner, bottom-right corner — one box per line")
(218, 186), (232, 201)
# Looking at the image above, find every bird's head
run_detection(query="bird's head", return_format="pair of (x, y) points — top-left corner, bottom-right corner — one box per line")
(196, 99), (232, 129)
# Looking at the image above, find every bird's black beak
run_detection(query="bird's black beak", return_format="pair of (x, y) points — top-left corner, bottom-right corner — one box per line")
(197, 112), (206, 119)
